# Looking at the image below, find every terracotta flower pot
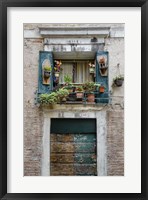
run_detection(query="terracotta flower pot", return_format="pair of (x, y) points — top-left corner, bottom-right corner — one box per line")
(68, 89), (73, 93)
(99, 86), (105, 93)
(76, 92), (84, 99)
(87, 93), (95, 102)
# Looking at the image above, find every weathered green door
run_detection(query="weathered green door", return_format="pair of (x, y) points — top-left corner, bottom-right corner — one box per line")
(50, 119), (97, 176)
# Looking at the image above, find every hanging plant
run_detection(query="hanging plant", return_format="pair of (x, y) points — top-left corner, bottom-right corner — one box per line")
(99, 57), (108, 75)
(54, 60), (63, 78)
(43, 66), (52, 78)
(88, 62), (95, 74)
(113, 75), (124, 87)
(54, 71), (60, 77)
(113, 64), (124, 87)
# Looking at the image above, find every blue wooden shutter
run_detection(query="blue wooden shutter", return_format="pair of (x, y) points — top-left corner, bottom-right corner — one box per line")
(95, 51), (109, 103)
(38, 51), (54, 94)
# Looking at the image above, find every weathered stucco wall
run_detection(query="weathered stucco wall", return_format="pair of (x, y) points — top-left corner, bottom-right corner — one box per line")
(24, 23), (124, 176)
(104, 38), (124, 105)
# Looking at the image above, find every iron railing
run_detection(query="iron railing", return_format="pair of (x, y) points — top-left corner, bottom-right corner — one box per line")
(35, 90), (112, 106)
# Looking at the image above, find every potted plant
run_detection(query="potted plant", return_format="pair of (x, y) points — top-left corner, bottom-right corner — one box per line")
(83, 82), (96, 102)
(75, 86), (84, 99)
(99, 57), (108, 75)
(99, 85), (105, 93)
(56, 88), (69, 103)
(63, 75), (73, 93)
(43, 66), (52, 78)
(88, 62), (95, 74)
(64, 74), (72, 85)
(63, 85), (73, 93)
(54, 60), (63, 77)
(113, 75), (124, 87)
(94, 83), (105, 93)
(39, 92), (58, 105)
(95, 83), (105, 93)
(94, 83), (101, 90)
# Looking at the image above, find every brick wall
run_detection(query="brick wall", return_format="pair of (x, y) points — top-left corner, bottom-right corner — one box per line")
(24, 38), (43, 176)
(107, 110), (124, 176)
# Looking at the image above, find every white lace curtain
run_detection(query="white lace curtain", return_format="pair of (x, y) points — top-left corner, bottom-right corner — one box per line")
(59, 61), (93, 84)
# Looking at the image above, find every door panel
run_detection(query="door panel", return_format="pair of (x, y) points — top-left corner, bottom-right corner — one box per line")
(50, 133), (97, 176)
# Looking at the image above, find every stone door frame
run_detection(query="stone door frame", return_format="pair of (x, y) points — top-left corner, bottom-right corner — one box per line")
(41, 109), (107, 176)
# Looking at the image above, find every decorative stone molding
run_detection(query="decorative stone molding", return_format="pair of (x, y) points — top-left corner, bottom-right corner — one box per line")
(24, 24), (124, 39)
(39, 27), (110, 38)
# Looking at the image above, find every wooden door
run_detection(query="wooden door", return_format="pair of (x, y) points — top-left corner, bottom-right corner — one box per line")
(50, 132), (97, 176)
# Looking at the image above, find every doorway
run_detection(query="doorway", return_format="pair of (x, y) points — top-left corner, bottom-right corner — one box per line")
(50, 119), (97, 176)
